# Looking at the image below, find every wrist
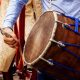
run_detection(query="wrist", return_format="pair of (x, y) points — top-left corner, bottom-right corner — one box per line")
(1, 27), (13, 36)
(2, 27), (13, 31)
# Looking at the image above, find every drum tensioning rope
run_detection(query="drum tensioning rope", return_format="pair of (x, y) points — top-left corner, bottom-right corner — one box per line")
(61, 14), (80, 35)
(40, 14), (80, 77)
(49, 15), (80, 74)
(49, 39), (80, 72)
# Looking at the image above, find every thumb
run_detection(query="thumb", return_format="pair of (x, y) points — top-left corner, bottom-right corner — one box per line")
(2, 28), (18, 42)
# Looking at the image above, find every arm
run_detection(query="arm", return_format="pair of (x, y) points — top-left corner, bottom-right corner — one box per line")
(2, 0), (28, 48)
(3, 0), (28, 28)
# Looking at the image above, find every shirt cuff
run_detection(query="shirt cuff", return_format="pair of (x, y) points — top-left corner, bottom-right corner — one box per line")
(2, 21), (13, 29)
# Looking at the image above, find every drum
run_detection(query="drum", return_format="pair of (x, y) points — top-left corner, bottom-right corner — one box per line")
(24, 11), (80, 80)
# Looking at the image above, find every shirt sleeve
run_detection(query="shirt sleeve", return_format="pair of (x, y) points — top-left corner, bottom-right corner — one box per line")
(3, 0), (28, 28)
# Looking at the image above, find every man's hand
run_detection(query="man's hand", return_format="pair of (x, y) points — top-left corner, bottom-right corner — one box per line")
(2, 27), (19, 48)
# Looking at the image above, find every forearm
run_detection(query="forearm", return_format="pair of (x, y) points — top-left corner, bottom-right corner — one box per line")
(3, 0), (28, 28)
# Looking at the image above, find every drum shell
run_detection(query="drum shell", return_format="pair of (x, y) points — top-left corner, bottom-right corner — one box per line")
(24, 11), (80, 80)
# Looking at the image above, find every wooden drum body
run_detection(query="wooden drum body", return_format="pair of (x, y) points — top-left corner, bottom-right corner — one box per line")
(24, 11), (80, 80)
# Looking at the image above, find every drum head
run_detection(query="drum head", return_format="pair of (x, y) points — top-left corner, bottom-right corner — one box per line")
(24, 11), (55, 64)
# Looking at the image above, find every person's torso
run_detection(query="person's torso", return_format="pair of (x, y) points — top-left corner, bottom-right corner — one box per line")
(42, 0), (80, 19)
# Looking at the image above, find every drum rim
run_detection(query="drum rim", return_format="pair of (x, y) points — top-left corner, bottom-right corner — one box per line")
(23, 11), (58, 66)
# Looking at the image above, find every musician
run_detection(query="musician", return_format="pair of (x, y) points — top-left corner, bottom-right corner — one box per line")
(2, 0), (80, 80)
(2, 0), (80, 47)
